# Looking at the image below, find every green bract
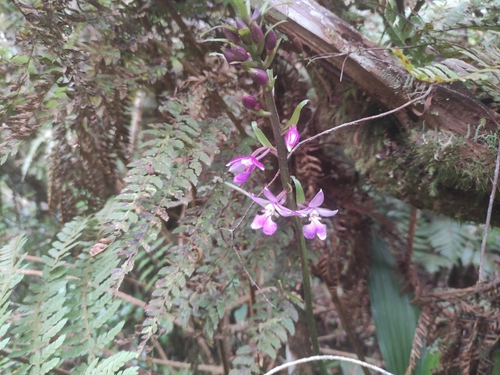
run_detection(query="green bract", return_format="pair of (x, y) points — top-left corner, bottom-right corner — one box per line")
(285, 99), (309, 129)
(252, 121), (274, 149)
(291, 176), (305, 205)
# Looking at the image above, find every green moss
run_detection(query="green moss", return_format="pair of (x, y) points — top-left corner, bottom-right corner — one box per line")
(342, 117), (498, 222)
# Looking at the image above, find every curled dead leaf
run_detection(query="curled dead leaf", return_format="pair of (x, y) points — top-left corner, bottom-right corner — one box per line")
(90, 237), (114, 256)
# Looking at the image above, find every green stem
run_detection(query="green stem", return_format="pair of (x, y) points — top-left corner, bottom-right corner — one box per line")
(263, 87), (328, 375)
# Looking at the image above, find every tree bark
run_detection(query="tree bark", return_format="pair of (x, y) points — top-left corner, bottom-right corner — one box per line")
(255, 0), (500, 224)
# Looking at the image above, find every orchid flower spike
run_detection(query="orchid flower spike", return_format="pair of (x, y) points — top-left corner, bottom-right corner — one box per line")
(250, 189), (295, 235)
(297, 190), (338, 240)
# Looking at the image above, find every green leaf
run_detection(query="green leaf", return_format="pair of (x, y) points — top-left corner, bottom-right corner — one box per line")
(421, 352), (440, 375)
(11, 55), (30, 64)
(278, 280), (304, 309)
(251, 122), (274, 149)
(285, 100), (309, 129)
(368, 232), (423, 375)
(228, 0), (250, 22)
(257, 339), (276, 358)
(40, 357), (61, 375)
(291, 176), (305, 205)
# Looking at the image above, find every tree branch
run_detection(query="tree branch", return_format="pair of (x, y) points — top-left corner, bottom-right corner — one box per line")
(478, 137), (500, 282)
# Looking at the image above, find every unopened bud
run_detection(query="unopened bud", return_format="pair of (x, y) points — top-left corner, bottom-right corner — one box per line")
(223, 46), (249, 63)
(250, 69), (269, 85)
(250, 8), (261, 24)
(284, 125), (300, 152)
(236, 18), (252, 45)
(251, 24), (264, 44)
(222, 27), (239, 43)
(242, 93), (260, 110)
(236, 18), (247, 30)
(265, 29), (277, 51)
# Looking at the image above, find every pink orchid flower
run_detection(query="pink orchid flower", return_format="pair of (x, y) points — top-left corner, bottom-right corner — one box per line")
(297, 190), (338, 240)
(250, 189), (295, 235)
(227, 147), (270, 185)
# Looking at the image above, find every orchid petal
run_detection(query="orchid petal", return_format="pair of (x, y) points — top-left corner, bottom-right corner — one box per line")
(251, 213), (268, 229)
(275, 205), (296, 217)
(315, 222), (327, 240)
(303, 217), (327, 240)
(302, 221), (317, 239)
(308, 189), (325, 208)
(263, 188), (277, 201)
(228, 163), (246, 173)
(226, 156), (244, 166)
(233, 170), (251, 184)
(262, 217), (278, 235)
(252, 158), (265, 170)
(294, 208), (309, 217)
(251, 213), (277, 235)
(250, 194), (272, 207)
(316, 208), (338, 217)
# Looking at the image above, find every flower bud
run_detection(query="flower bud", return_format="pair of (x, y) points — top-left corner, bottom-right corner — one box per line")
(222, 27), (239, 43)
(223, 46), (249, 63)
(250, 8), (261, 24)
(236, 18), (252, 45)
(265, 29), (278, 51)
(251, 24), (264, 44)
(242, 93), (260, 110)
(284, 124), (299, 152)
(251, 69), (269, 85)
(236, 18), (247, 30)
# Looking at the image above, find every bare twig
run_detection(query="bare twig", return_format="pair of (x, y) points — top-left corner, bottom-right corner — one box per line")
(319, 347), (383, 366)
(229, 232), (276, 308)
(478, 137), (500, 282)
(229, 286), (276, 310)
(263, 355), (394, 375)
(308, 43), (434, 64)
(218, 313), (232, 375)
(154, 341), (169, 361)
(288, 85), (434, 157)
(114, 290), (147, 308)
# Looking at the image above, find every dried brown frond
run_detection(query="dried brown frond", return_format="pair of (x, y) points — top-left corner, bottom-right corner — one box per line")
(413, 279), (500, 374)
(406, 307), (434, 374)
(49, 88), (129, 221)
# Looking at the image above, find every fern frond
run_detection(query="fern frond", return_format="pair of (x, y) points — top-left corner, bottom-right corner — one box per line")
(108, 103), (231, 294)
(8, 217), (89, 374)
(230, 296), (298, 375)
(0, 236), (27, 352)
(77, 351), (138, 375)
(394, 46), (500, 90)
(61, 236), (124, 359)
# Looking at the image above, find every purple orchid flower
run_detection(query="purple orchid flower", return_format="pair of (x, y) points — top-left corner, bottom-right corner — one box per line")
(297, 190), (338, 240)
(226, 147), (270, 185)
(284, 125), (299, 152)
(250, 189), (295, 235)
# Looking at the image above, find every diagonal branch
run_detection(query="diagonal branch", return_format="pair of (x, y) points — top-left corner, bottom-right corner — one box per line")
(288, 85), (434, 156)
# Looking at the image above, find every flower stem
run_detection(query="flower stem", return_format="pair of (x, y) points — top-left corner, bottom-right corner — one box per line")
(263, 87), (328, 375)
